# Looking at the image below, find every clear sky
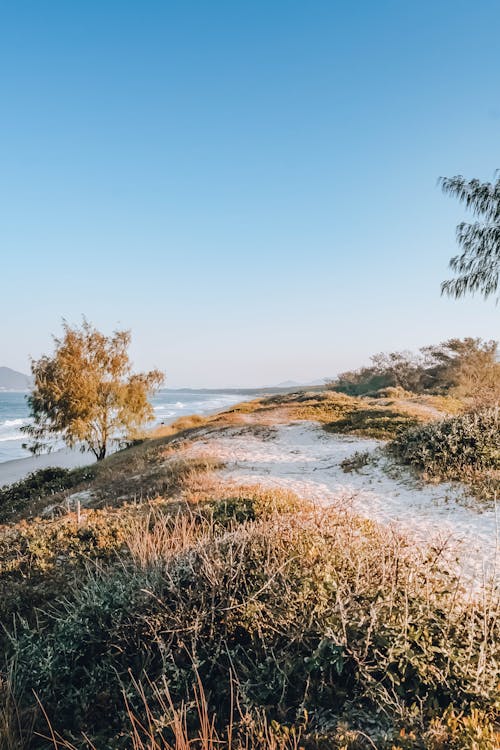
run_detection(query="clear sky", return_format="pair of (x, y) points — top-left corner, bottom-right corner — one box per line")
(1, 1), (499, 387)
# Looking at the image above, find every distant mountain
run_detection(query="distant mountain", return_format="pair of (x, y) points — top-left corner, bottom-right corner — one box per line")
(271, 379), (327, 388)
(0, 367), (32, 391)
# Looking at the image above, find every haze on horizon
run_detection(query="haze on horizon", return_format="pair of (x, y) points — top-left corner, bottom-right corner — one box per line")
(1, 1), (498, 388)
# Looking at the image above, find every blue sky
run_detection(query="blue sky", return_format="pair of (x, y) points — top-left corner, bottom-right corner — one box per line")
(1, 1), (499, 386)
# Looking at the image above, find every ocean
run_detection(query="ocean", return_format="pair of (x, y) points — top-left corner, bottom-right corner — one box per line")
(0, 389), (246, 465)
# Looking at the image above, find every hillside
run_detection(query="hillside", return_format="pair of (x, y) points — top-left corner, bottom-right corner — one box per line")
(0, 366), (32, 390)
(0, 391), (498, 748)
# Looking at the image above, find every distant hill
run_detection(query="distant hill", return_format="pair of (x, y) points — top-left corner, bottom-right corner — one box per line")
(271, 379), (327, 388)
(0, 367), (32, 391)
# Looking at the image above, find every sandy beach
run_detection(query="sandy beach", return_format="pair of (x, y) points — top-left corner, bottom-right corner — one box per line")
(0, 448), (95, 487)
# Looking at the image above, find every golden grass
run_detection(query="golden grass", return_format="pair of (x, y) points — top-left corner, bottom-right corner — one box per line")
(146, 399), (265, 440)
(0, 669), (34, 750)
(148, 413), (211, 439)
(28, 506), (500, 748)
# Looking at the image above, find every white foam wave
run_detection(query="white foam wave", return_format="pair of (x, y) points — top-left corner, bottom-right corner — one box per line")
(0, 434), (25, 443)
(0, 416), (32, 446)
(0, 418), (28, 428)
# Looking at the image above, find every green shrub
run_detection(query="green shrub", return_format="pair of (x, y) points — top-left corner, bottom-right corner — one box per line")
(7, 511), (499, 748)
(208, 488), (303, 525)
(389, 408), (500, 480)
(325, 407), (420, 439)
(340, 450), (371, 472)
(0, 466), (95, 523)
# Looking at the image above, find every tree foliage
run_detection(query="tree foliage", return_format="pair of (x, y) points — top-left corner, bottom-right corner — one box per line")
(421, 337), (500, 404)
(22, 320), (164, 460)
(329, 338), (500, 405)
(440, 173), (500, 299)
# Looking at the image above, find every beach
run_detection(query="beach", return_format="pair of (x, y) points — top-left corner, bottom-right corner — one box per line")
(0, 389), (250, 487)
(0, 447), (94, 487)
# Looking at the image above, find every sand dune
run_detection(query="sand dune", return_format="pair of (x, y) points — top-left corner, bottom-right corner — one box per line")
(186, 421), (499, 585)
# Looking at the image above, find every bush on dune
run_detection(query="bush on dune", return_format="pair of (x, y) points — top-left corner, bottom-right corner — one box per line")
(4, 504), (499, 749)
(390, 408), (500, 483)
(0, 466), (96, 524)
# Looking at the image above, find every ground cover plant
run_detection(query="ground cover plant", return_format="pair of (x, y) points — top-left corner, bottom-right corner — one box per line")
(1, 497), (499, 748)
(0, 467), (96, 524)
(390, 407), (500, 499)
(267, 391), (427, 439)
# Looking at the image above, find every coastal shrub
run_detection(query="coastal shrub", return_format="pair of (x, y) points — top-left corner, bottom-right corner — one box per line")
(277, 391), (424, 439)
(0, 466), (95, 523)
(324, 407), (420, 439)
(6, 509), (499, 748)
(0, 504), (142, 651)
(340, 450), (371, 472)
(390, 408), (500, 481)
(207, 487), (303, 525)
(328, 338), (500, 405)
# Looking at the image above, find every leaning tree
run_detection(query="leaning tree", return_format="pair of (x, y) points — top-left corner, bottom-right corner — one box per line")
(440, 173), (500, 299)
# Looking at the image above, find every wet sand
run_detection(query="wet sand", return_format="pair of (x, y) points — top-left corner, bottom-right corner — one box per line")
(0, 448), (95, 487)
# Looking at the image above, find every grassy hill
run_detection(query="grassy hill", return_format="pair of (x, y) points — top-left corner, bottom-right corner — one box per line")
(0, 392), (498, 749)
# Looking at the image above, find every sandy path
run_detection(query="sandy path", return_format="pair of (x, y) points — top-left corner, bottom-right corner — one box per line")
(186, 421), (499, 585)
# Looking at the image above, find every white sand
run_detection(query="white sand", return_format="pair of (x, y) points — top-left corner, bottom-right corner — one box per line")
(186, 421), (499, 584)
(0, 448), (95, 487)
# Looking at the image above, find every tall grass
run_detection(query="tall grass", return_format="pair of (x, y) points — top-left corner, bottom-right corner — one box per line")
(0, 668), (34, 750)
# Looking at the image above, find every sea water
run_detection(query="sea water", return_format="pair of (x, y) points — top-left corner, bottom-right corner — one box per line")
(0, 389), (246, 465)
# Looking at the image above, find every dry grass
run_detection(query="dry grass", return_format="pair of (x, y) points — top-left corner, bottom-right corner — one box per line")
(90, 454), (222, 508)
(146, 400), (266, 440)
(4, 502), (498, 748)
(148, 414), (212, 440)
(1, 391), (498, 748)
(40, 673), (305, 750)
(0, 669), (34, 750)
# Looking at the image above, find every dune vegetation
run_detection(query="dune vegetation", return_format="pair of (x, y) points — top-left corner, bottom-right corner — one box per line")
(390, 408), (500, 500)
(0, 339), (498, 749)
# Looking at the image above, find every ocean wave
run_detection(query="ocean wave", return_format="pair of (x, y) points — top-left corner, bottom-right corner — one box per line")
(0, 418), (29, 428)
(154, 401), (184, 411)
(0, 390), (245, 465)
(0, 417), (31, 445)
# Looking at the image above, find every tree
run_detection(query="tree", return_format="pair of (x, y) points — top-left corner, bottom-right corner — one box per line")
(440, 173), (500, 299)
(370, 350), (425, 393)
(422, 337), (500, 406)
(327, 338), (499, 404)
(22, 320), (164, 460)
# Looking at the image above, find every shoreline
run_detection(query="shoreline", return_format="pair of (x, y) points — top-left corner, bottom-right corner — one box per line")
(0, 391), (249, 488)
(0, 399), (244, 487)
(0, 448), (95, 487)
